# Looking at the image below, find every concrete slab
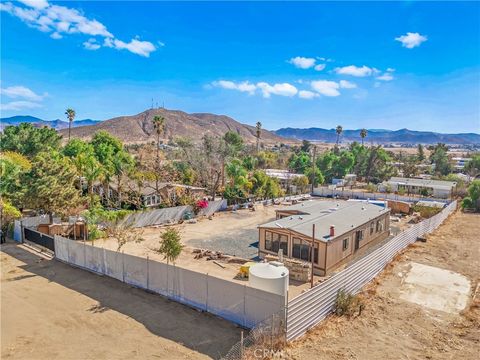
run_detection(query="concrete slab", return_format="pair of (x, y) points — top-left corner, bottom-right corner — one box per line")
(399, 262), (471, 314)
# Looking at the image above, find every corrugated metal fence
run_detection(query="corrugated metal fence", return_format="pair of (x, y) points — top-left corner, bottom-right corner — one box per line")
(313, 186), (451, 204)
(120, 199), (228, 228)
(285, 200), (457, 341)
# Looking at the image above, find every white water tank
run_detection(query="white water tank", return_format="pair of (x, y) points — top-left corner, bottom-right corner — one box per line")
(249, 262), (289, 296)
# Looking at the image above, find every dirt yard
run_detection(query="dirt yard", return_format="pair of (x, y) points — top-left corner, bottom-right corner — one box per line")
(285, 210), (480, 360)
(0, 243), (242, 360)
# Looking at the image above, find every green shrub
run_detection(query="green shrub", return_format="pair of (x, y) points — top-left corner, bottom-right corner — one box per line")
(335, 289), (364, 317)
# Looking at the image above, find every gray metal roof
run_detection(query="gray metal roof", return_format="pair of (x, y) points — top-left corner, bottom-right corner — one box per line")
(260, 201), (389, 242)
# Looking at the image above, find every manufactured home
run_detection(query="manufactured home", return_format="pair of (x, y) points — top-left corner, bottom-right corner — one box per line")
(380, 177), (457, 199)
(258, 201), (390, 276)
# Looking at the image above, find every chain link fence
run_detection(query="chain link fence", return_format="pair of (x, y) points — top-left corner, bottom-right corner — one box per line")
(221, 309), (286, 360)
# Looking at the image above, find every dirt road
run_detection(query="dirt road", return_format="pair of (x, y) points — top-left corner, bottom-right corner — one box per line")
(286, 210), (480, 360)
(0, 244), (241, 360)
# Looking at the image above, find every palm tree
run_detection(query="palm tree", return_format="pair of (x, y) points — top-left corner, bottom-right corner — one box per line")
(65, 108), (76, 141)
(335, 125), (343, 146)
(152, 115), (165, 170)
(360, 128), (367, 145)
(255, 122), (262, 153)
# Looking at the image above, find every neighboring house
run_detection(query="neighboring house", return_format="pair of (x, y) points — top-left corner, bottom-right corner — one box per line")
(380, 177), (457, 199)
(451, 157), (472, 171)
(264, 169), (304, 192)
(93, 180), (207, 208)
(332, 174), (357, 187)
(258, 200), (390, 276)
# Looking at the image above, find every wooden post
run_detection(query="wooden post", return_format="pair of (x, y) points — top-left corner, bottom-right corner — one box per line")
(311, 224), (315, 288)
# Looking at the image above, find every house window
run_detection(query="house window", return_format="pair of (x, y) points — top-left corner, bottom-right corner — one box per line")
(376, 219), (384, 232)
(356, 230), (364, 241)
(342, 238), (349, 251)
(265, 231), (272, 251)
(264, 231), (288, 255)
(292, 237), (318, 263)
(370, 222), (375, 235)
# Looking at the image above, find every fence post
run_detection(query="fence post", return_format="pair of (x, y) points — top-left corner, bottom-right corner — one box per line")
(122, 250), (125, 283)
(21, 223), (25, 243)
(240, 331), (244, 360)
(205, 273), (209, 312)
(146, 254), (149, 290)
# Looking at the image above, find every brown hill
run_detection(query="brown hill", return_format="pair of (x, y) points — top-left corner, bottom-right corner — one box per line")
(62, 108), (289, 144)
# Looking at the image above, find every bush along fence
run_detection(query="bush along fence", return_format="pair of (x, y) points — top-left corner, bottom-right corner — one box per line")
(313, 186), (451, 204)
(285, 200), (457, 341)
(53, 235), (286, 329)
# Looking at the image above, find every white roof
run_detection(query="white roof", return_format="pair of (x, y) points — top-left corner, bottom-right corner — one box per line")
(387, 177), (457, 190)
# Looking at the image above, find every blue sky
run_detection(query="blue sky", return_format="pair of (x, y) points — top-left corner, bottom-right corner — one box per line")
(1, 0), (479, 133)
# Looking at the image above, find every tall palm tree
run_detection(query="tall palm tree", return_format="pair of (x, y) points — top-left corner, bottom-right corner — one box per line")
(65, 108), (76, 141)
(335, 125), (343, 146)
(152, 115), (165, 170)
(255, 121), (262, 153)
(360, 128), (368, 145)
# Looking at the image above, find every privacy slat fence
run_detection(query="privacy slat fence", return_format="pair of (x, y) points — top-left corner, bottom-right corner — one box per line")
(23, 227), (55, 252)
(285, 200), (457, 341)
(53, 235), (286, 329)
(313, 186), (451, 203)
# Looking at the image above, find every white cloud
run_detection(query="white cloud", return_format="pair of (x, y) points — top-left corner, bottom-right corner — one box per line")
(339, 80), (357, 89)
(1, 1), (157, 57)
(298, 90), (319, 99)
(0, 85), (46, 101)
(18, 0), (49, 9)
(376, 73), (394, 81)
(395, 32), (427, 49)
(104, 38), (156, 57)
(334, 65), (376, 77)
(1, 100), (43, 111)
(314, 63), (326, 71)
(289, 56), (316, 69)
(310, 80), (340, 97)
(50, 31), (62, 39)
(83, 38), (100, 51)
(257, 82), (298, 98)
(212, 80), (256, 95)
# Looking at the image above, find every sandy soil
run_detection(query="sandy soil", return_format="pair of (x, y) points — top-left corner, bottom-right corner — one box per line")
(285, 210), (480, 360)
(0, 243), (242, 360)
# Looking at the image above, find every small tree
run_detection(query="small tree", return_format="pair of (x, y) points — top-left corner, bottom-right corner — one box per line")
(157, 228), (183, 264)
(335, 125), (343, 146)
(462, 180), (480, 212)
(255, 122), (262, 153)
(360, 128), (367, 145)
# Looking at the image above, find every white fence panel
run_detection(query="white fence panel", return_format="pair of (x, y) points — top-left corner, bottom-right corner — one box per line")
(68, 240), (86, 268)
(85, 244), (104, 274)
(147, 259), (169, 296)
(103, 248), (124, 281)
(123, 253), (148, 288)
(286, 201), (456, 341)
(174, 267), (208, 310)
(54, 235), (69, 262)
(207, 277), (246, 327)
(244, 287), (285, 328)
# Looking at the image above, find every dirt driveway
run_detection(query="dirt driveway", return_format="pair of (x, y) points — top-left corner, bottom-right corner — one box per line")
(0, 243), (241, 360)
(285, 210), (480, 360)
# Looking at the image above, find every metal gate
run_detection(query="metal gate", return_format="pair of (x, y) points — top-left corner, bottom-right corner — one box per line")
(24, 227), (55, 251)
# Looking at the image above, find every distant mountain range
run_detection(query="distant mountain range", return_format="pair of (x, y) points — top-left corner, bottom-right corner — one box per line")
(3, 113), (479, 145)
(0, 115), (100, 131)
(274, 127), (480, 145)
(60, 108), (286, 144)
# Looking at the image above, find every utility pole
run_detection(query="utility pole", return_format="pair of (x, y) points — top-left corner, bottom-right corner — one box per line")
(311, 145), (317, 194)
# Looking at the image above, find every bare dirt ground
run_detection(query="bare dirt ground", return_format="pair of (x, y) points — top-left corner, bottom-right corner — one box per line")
(0, 243), (241, 360)
(285, 210), (480, 360)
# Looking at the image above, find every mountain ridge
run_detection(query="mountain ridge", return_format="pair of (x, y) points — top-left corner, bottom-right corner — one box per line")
(274, 127), (480, 145)
(0, 115), (100, 130)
